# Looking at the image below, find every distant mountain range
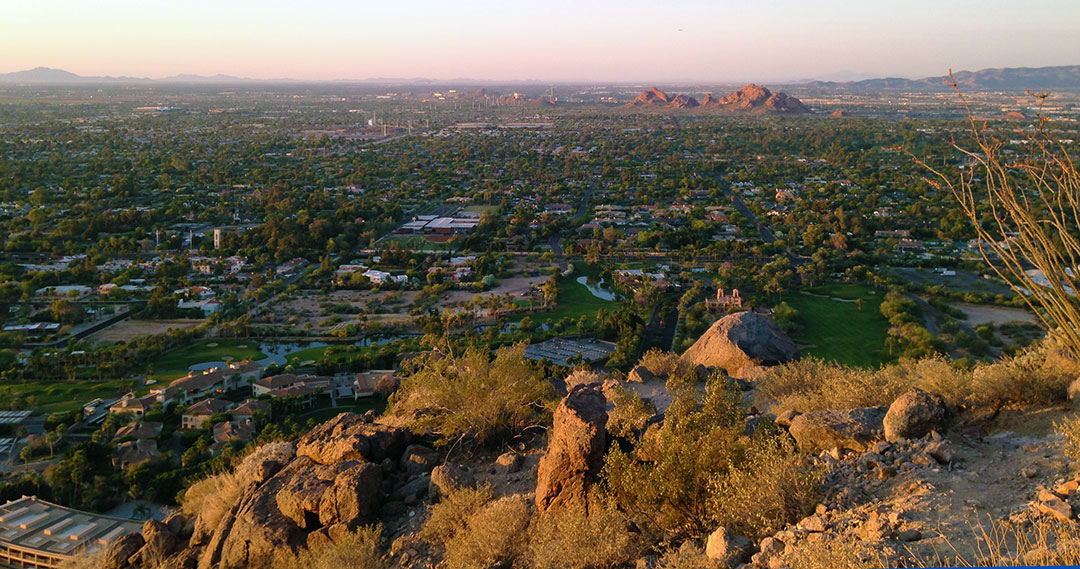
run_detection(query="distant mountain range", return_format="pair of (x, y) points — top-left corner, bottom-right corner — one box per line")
(799, 65), (1080, 91)
(1, 65), (1078, 91)
(626, 84), (811, 114)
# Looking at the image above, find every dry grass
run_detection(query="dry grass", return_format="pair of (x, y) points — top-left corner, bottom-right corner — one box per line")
(758, 340), (1078, 415)
(783, 536), (886, 569)
(912, 517), (1080, 567)
(180, 441), (296, 527)
(441, 495), (531, 569)
(655, 542), (716, 569)
(281, 525), (384, 569)
(1058, 415), (1080, 462)
(527, 496), (641, 569)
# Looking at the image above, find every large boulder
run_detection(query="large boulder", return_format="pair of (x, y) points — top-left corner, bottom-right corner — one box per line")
(535, 383), (608, 513)
(296, 413), (409, 465)
(197, 452), (384, 569)
(429, 463), (476, 502)
(883, 389), (951, 442)
(788, 407), (887, 453)
(681, 311), (797, 379)
(101, 532), (144, 569)
(705, 526), (754, 568)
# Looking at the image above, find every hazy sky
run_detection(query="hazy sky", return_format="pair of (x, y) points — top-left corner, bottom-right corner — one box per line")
(2, 0), (1078, 82)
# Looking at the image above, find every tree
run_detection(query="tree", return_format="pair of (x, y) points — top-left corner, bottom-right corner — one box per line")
(922, 83), (1080, 357)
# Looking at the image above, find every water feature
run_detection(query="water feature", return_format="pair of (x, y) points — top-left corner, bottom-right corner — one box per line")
(256, 341), (329, 366)
(575, 276), (616, 301)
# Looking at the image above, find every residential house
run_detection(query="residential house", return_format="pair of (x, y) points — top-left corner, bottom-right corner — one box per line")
(154, 360), (262, 405)
(113, 439), (161, 470)
(114, 421), (162, 440)
(181, 398), (233, 430)
(109, 394), (158, 418)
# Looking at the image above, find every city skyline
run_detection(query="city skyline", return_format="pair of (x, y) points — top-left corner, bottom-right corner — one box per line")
(3, 0), (1079, 83)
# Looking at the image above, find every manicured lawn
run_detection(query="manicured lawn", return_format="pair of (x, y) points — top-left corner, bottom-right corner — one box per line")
(0, 380), (136, 415)
(151, 339), (267, 377)
(784, 284), (893, 368)
(283, 345), (329, 364)
(509, 276), (615, 326)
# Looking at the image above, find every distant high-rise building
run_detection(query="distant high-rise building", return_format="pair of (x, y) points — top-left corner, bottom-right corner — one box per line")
(214, 228), (222, 249)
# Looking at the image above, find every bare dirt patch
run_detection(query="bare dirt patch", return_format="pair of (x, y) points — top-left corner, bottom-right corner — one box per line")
(956, 303), (1037, 326)
(88, 318), (205, 342)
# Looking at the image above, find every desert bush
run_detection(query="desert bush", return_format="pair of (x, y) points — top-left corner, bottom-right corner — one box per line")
(387, 344), (558, 447)
(421, 487), (531, 569)
(179, 469), (241, 528)
(281, 525), (384, 569)
(784, 535), (883, 569)
(526, 495), (641, 569)
(420, 485), (496, 546)
(604, 372), (819, 540)
(708, 435), (820, 537)
(654, 542), (715, 569)
(57, 549), (104, 569)
(605, 383), (655, 439)
(638, 348), (684, 377)
(1057, 415), (1080, 462)
(755, 357), (879, 414)
(970, 342), (1074, 409)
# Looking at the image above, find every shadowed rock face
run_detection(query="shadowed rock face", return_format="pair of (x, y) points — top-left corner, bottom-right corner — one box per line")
(681, 311), (798, 379)
(535, 383), (608, 513)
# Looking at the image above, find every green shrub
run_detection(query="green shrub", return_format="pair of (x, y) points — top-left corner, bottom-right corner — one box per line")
(387, 344), (558, 447)
(603, 371), (819, 540)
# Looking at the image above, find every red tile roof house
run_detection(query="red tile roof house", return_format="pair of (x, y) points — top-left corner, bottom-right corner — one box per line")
(113, 439), (162, 471)
(252, 373), (308, 396)
(153, 360), (263, 405)
(181, 398), (233, 430)
(230, 399), (270, 424)
(211, 420), (255, 455)
(108, 394), (158, 418)
(113, 421), (163, 440)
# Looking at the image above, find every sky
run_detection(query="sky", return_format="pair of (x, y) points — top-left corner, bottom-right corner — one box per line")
(2, 0), (1078, 83)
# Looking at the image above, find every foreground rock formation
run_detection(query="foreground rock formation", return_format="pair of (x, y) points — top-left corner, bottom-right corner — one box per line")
(681, 311), (798, 379)
(101, 412), (417, 569)
(535, 383), (609, 513)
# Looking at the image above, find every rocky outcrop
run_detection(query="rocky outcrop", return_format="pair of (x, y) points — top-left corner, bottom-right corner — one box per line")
(627, 87), (673, 106)
(535, 384), (608, 513)
(101, 532), (144, 569)
(883, 389), (951, 442)
(788, 407), (887, 453)
(668, 94), (699, 108)
(627, 84), (810, 113)
(179, 413), (412, 569)
(296, 412), (408, 465)
(681, 311), (798, 379)
(704, 84), (812, 113)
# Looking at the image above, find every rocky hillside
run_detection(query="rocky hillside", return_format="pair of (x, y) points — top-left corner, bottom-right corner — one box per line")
(626, 84), (811, 113)
(89, 312), (1080, 569)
